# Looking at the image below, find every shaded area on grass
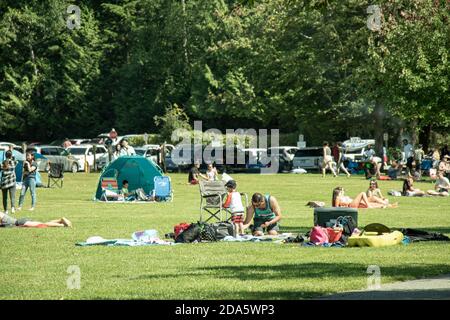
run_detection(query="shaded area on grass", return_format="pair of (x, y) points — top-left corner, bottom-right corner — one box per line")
(129, 262), (450, 299)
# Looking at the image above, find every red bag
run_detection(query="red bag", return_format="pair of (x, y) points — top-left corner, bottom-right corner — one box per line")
(310, 226), (329, 244)
(326, 227), (343, 243)
(174, 223), (191, 237)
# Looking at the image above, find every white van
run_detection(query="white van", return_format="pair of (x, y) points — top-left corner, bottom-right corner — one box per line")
(292, 147), (323, 170)
(67, 144), (108, 171)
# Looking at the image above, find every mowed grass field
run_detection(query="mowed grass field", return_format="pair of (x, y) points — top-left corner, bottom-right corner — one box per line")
(1, 172), (449, 300)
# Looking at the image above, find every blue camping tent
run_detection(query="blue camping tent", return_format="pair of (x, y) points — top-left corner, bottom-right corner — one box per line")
(94, 156), (164, 200)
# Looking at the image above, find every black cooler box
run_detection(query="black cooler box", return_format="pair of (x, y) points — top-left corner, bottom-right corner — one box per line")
(314, 207), (358, 227)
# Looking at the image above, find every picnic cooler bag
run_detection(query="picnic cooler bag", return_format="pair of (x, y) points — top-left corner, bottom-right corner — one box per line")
(314, 207), (358, 227)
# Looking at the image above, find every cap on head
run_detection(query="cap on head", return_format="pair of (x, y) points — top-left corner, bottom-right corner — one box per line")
(225, 180), (237, 189)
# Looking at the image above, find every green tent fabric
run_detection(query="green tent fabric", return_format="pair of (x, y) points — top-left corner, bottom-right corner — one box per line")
(94, 156), (163, 200)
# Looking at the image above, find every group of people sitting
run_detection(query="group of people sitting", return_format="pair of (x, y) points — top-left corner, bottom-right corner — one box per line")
(332, 180), (398, 209)
(402, 171), (450, 197)
(188, 161), (218, 184)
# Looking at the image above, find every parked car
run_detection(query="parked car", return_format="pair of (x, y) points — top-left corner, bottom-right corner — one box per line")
(69, 139), (92, 146)
(0, 142), (23, 153)
(343, 147), (366, 162)
(26, 145), (79, 172)
(268, 146), (299, 161)
(260, 146), (298, 172)
(292, 147), (324, 170)
(67, 144), (108, 171)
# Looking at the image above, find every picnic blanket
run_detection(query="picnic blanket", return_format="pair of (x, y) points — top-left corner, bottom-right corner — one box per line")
(221, 233), (294, 243)
(76, 230), (177, 246)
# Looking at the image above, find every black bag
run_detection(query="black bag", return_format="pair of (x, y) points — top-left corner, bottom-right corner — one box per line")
(199, 222), (218, 242)
(211, 222), (234, 240)
(337, 216), (357, 236)
(175, 223), (201, 243)
(336, 216), (357, 244)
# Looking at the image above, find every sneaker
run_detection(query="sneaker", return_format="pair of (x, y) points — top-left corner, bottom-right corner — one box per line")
(28, 207), (35, 211)
(4, 210), (8, 215)
(11, 207), (15, 214)
(17, 207), (22, 211)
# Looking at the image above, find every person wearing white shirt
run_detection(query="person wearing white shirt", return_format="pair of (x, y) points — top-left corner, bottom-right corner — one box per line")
(120, 139), (136, 156)
(403, 139), (414, 174)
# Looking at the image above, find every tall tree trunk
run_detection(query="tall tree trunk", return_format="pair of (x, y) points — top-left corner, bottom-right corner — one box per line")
(410, 119), (418, 146)
(181, 0), (189, 67)
(373, 101), (384, 157)
(419, 124), (432, 153)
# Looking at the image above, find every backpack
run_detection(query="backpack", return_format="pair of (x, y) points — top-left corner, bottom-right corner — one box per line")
(336, 216), (357, 236)
(175, 223), (201, 243)
(210, 222), (234, 240)
(174, 222), (191, 238)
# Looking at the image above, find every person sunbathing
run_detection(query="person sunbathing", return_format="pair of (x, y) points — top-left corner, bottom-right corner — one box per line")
(332, 186), (387, 209)
(0, 211), (72, 228)
(402, 176), (426, 197)
(366, 180), (398, 207)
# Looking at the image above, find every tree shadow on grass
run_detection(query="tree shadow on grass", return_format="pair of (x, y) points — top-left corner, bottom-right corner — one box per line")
(131, 263), (450, 299)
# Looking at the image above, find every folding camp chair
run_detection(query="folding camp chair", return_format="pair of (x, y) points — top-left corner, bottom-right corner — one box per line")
(100, 177), (121, 202)
(47, 163), (64, 188)
(153, 176), (173, 202)
(199, 180), (228, 222)
(199, 180), (248, 222)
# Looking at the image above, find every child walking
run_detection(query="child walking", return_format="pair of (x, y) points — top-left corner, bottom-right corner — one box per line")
(223, 180), (245, 236)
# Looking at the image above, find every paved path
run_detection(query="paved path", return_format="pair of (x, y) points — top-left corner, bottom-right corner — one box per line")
(319, 274), (450, 300)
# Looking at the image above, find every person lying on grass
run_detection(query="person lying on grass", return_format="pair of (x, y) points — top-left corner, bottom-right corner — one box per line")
(402, 176), (426, 197)
(332, 186), (396, 209)
(243, 193), (282, 236)
(427, 171), (450, 196)
(366, 180), (398, 207)
(0, 211), (72, 228)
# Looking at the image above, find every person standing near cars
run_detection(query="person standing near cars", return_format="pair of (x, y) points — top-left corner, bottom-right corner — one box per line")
(322, 141), (337, 177)
(0, 151), (17, 214)
(120, 139), (136, 156)
(336, 142), (351, 178)
(63, 138), (72, 149)
(18, 153), (38, 211)
(403, 139), (414, 175)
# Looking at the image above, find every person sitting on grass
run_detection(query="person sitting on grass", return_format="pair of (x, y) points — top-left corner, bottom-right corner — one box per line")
(362, 144), (382, 179)
(206, 163), (218, 181)
(0, 211), (72, 228)
(402, 176), (426, 197)
(366, 180), (398, 207)
(188, 161), (208, 185)
(243, 193), (282, 236)
(223, 180), (245, 236)
(332, 186), (388, 209)
(118, 180), (133, 201)
(427, 171), (450, 196)
(388, 160), (402, 180)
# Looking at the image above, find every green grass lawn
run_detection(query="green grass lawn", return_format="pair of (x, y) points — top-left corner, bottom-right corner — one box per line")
(1, 172), (449, 299)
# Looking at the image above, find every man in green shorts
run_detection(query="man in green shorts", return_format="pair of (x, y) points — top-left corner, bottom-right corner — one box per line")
(243, 193), (282, 236)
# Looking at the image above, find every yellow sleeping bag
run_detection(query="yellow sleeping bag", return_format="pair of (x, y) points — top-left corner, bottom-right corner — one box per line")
(347, 223), (404, 247)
